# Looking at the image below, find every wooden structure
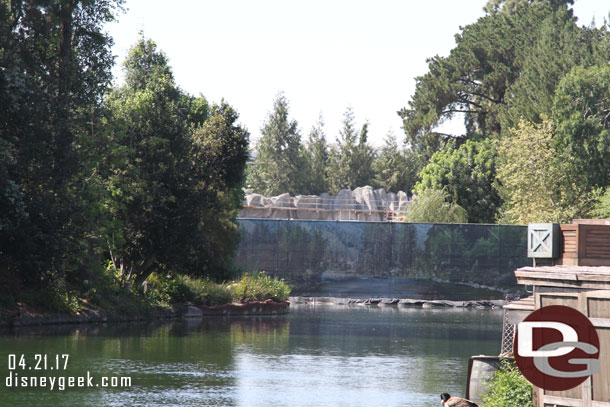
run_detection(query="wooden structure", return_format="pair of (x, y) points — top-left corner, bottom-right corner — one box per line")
(514, 266), (610, 407)
(465, 356), (502, 405)
(558, 220), (610, 266)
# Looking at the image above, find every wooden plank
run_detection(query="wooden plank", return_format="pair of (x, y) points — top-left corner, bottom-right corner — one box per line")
(542, 394), (582, 406)
(589, 318), (610, 328)
(539, 294), (578, 309)
(515, 270), (580, 281)
(591, 328), (610, 403)
(585, 290), (610, 299)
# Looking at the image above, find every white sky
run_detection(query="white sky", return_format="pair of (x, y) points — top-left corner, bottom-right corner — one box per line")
(107, 0), (609, 147)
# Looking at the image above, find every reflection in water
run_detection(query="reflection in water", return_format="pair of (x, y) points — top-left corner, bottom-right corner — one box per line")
(299, 276), (505, 300)
(0, 306), (501, 407)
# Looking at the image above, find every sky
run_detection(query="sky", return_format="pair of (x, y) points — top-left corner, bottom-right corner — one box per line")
(107, 0), (610, 147)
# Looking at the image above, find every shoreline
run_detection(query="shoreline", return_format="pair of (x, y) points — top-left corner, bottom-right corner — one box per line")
(0, 295), (507, 328)
(0, 300), (291, 328)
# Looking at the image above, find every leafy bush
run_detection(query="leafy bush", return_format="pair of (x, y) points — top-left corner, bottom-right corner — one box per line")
(229, 272), (291, 303)
(131, 272), (292, 307)
(174, 275), (232, 306)
(481, 359), (532, 407)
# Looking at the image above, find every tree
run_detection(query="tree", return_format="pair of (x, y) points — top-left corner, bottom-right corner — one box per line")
(500, 5), (600, 132)
(327, 108), (375, 194)
(402, 189), (468, 223)
(373, 132), (417, 193)
(248, 93), (308, 196)
(0, 0), (123, 287)
(414, 139), (500, 223)
(303, 115), (329, 195)
(398, 1), (579, 149)
(99, 38), (247, 285)
(398, 8), (534, 143)
(553, 65), (610, 190)
(183, 102), (249, 280)
(495, 118), (592, 224)
(484, 0), (572, 15)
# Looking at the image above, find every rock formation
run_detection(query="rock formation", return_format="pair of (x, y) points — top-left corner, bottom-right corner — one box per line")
(240, 186), (411, 221)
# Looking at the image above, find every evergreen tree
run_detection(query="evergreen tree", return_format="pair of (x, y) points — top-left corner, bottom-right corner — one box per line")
(398, 1), (579, 148)
(248, 93), (308, 196)
(327, 108), (375, 194)
(553, 65), (610, 191)
(373, 132), (417, 193)
(303, 115), (329, 195)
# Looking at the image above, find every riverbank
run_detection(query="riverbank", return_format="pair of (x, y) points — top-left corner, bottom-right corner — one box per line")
(0, 300), (291, 328)
(0, 271), (293, 328)
(0, 294), (507, 328)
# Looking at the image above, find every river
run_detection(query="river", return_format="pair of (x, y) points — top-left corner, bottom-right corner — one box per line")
(0, 305), (502, 407)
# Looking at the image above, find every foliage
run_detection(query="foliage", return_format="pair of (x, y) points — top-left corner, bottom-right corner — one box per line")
(229, 272), (291, 303)
(414, 139), (500, 223)
(481, 359), (532, 407)
(0, 0), (123, 287)
(500, 5), (596, 132)
(247, 93), (308, 196)
(496, 118), (593, 223)
(398, 4), (540, 143)
(99, 38), (248, 285)
(373, 133), (418, 194)
(591, 188), (610, 219)
(398, 1), (607, 155)
(402, 189), (468, 223)
(303, 116), (330, 195)
(173, 272), (290, 306)
(553, 65), (610, 190)
(326, 108), (376, 194)
(173, 275), (232, 306)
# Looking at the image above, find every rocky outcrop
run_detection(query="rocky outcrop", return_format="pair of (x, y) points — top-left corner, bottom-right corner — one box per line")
(240, 186), (411, 221)
(290, 296), (507, 309)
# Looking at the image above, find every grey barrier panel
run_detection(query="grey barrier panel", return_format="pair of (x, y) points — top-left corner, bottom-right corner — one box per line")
(235, 219), (529, 291)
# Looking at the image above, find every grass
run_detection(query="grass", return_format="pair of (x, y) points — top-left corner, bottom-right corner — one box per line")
(173, 271), (291, 306)
(228, 272), (291, 303)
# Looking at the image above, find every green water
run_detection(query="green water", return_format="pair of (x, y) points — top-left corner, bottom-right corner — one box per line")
(0, 305), (502, 407)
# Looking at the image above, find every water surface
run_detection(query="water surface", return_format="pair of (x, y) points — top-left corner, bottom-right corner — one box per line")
(0, 305), (502, 407)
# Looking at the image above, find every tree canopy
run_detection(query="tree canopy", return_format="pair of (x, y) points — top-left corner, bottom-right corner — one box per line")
(326, 108), (376, 194)
(99, 38), (248, 285)
(247, 93), (308, 196)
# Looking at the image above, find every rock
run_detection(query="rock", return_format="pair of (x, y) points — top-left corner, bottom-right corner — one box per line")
(239, 187), (412, 221)
(183, 305), (203, 318)
(397, 191), (410, 213)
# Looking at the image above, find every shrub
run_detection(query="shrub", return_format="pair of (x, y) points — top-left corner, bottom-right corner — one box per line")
(229, 272), (291, 303)
(481, 359), (532, 407)
(174, 275), (233, 306)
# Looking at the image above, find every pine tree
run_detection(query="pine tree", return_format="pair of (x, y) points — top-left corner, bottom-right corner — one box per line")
(373, 132), (417, 193)
(303, 115), (329, 195)
(248, 93), (308, 196)
(327, 108), (375, 194)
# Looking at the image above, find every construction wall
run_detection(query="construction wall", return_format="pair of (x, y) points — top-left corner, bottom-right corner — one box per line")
(235, 219), (529, 291)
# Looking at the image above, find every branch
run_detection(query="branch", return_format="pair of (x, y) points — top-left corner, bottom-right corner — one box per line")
(441, 109), (481, 114)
